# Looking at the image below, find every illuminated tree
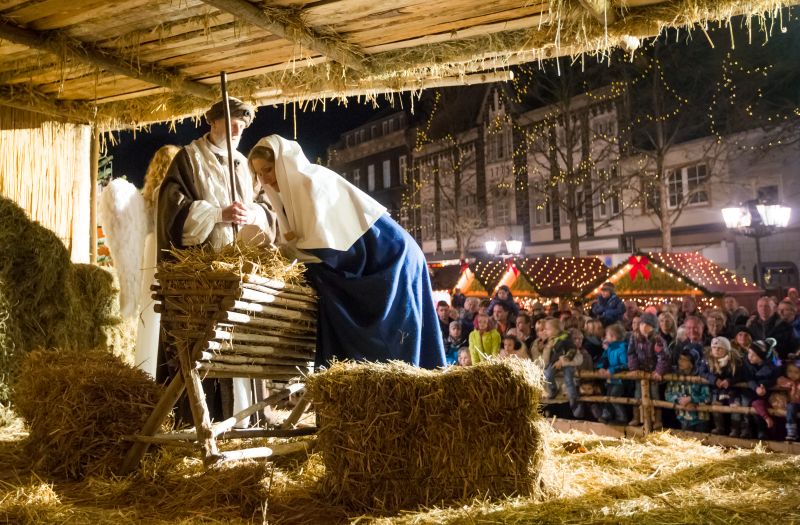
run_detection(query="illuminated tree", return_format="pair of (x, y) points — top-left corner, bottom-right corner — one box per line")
(512, 60), (633, 256)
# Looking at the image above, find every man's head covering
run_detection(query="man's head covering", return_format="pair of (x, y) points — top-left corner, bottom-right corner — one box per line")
(253, 134), (386, 251)
(601, 282), (615, 292)
(640, 312), (658, 329)
(205, 97), (255, 126)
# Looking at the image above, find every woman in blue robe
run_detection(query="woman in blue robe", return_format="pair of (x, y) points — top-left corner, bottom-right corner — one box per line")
(248, 135), (445, 369)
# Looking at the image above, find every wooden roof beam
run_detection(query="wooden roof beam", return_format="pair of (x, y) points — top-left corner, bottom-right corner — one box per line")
(578, 0), (617, 25)
(0, 86), (89, 123)
(0, 17), (217, 100)
(200, 0), (366, 72)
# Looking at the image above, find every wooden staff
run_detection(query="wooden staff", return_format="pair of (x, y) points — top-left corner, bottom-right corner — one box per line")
(220, 71), (238, 237)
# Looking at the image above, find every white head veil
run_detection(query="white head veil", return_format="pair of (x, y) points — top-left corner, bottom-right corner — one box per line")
(254, 134), (386, 251)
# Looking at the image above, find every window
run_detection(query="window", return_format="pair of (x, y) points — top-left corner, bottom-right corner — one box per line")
(488, 131), (505, 161)
(399, 155), (408, 184)
(359, 129), (366, 143)
(382, 121), (388, 135)
(371, 125), (377, 139)
(667, 163), (709, 208)
(346, 134), (353, 147)
(758, 185), (779, 204)
(383, 159), (391, 189)
(389, 118), (396, 132)
(494, 196), (509, 226)
(534, 200), (552, 225)
(575, 188), (584, 219)
(352, 168), (361, 188)
(367, 164), (375, 191)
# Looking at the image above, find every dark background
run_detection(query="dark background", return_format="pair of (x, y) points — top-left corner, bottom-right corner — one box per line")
(105, 98), (388, 187)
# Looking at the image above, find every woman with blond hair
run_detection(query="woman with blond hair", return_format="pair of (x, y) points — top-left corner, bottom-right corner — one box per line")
(135, 145), (181, 378)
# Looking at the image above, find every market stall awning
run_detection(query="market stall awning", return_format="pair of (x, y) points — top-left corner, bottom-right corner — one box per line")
(585, 252), (762, 300)
(0, 0), (795, 128)
(516, 256), (610, 298)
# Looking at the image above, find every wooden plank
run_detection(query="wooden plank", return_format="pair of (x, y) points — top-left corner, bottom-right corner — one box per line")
(197, 362), (311, 379)
(178, 340), (221, 465)
(199, 351), (311, 368)
(211, 383), (305, 437)
(200, 0), (366, 71)
(0, 16), (216, 99)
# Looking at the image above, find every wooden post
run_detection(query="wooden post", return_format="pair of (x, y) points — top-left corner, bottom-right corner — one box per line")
(640, 374), (653, 434)
(177, 341), (221, 465)
(120, 374), (186, 474)
(89, 127), (99, 264)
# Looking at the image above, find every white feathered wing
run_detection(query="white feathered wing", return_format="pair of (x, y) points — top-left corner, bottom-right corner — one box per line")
(98, 178), (148, 319)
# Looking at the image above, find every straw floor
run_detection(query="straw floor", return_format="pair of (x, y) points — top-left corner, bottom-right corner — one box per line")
(1, 411), (798, 524)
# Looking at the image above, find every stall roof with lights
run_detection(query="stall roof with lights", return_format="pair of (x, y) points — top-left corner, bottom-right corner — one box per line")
(586, 252), (762, 302)
(517, 256), (610, 298)
(0, 0), (797, 129)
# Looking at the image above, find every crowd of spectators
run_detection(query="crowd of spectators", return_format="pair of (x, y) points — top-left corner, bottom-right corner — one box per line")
(437, 283), (800, 441)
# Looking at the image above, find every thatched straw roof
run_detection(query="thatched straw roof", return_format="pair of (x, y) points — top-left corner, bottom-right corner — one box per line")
(0, 0), (796, 129)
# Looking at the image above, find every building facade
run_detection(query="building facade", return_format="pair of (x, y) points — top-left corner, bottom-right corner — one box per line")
(326, 83), (800, 290)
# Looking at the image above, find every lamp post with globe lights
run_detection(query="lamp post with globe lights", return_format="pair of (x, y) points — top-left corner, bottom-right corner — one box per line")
(722, 200), (791, 289)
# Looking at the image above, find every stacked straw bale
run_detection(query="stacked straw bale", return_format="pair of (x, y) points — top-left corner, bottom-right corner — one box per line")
(156, 243), (316, 384)
(306, 359), (548, 512)
(12, 348), (163, 479)
(0, 196), (127, 404)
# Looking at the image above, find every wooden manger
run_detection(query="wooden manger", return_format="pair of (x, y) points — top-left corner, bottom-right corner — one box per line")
(121, 265), (318, 473)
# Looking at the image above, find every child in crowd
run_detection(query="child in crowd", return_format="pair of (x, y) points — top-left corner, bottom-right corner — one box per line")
(500, 335), (530, 360)
(741, 340), (781, 439)
(591, 323), (629, 424)
(627, 313), (671, 427)
(700, 336), (744, 436)
(569, 327), (595, 419)
(731, 330), (753, 359)
(777, 359), (800, 441)
(468, 312), (501, 364)
(665, 349), (712, 432)
(457, 347), (472, 367)
(529, 318), (548, 362)
(444, 321), (468, 366)
(583, 319), (605, 361)
(542, 318), (582, 416)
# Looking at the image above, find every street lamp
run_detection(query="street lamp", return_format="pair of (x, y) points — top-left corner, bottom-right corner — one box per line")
(485, 239), (522, 257)
(722, 201), (791, 289)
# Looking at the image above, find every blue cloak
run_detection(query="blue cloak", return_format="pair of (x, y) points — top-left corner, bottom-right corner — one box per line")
(304, 214), (446, 369)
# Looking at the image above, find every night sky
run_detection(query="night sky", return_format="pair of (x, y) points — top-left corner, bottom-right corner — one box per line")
(106, 97), (389, 187)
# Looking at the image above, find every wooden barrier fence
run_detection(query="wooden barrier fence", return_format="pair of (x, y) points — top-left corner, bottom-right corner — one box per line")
(542, 370), (788, 434)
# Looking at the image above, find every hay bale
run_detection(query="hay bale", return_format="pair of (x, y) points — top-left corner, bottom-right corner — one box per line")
(0, 196), (125, 403)
(12, 348), (163, 479)
(306, 359), (548, 512)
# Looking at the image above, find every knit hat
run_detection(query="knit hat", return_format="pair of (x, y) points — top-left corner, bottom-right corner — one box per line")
(601, 281), (615, 292)
(205, 97), (255, 125)
(710, 336), (731, 352)
(640, 312), (658, 329)
(749, 339), (772, 361)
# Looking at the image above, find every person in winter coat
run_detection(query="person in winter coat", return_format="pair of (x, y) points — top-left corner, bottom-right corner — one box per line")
(700, 336), (744, 437)
(777, 358), (800, 441)
(740, 340), (781, 439)
(486, 285), (520, 318)
(541, 318), (582, 415)
(665, 348), (712, 432)
(468, 312), (501, 364)
(627, 313), (671, 427)
(590, 323), (629, 424)
(590, 282), (625, 326)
